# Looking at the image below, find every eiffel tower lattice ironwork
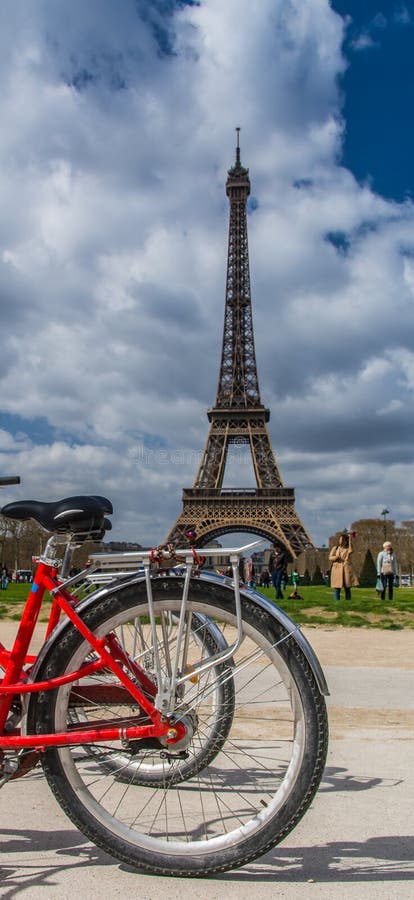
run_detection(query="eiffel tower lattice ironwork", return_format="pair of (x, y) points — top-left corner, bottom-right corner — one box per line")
(166, 132), (314, 558)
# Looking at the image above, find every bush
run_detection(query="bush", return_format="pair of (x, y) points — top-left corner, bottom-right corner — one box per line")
(359, 549), (377, 587)
(312, 564), (325, 585)
(301, 568), (312, 585)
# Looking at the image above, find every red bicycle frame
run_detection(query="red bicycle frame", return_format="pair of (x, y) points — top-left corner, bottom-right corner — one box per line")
(0, 560), (183, 753)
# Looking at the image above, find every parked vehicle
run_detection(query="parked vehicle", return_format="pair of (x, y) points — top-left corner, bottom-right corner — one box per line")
(12, 569), (33, 583)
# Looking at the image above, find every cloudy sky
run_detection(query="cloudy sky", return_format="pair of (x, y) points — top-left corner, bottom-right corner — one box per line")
(1, 0), (414, 548)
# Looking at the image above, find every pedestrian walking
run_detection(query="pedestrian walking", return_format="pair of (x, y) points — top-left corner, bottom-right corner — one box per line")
(376, 540), (398, 601)
(1, 566), (9, 590)
(269, 545), (288, 600)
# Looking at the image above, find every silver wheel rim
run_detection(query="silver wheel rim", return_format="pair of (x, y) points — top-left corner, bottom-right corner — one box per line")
(55, 599), (306, 858)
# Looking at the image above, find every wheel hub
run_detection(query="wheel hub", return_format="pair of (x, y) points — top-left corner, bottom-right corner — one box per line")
(164, 710), (198, 750)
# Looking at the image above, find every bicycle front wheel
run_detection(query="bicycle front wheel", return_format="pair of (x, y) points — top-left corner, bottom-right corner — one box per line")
(30, 581), (328, 876)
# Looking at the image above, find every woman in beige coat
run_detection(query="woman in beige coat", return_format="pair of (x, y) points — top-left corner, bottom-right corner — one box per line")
(329, 533), (358, 601)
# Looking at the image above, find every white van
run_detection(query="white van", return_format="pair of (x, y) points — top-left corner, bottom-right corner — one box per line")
(13, 569), (33, 583)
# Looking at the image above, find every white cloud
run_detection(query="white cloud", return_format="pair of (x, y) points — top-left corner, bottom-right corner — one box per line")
(0, 0), (414, 549)
(394, 4), (414, 26)
(350, 33), (378, 51)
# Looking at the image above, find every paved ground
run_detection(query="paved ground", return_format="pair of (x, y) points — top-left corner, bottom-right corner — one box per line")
(0, 626), (413, 899)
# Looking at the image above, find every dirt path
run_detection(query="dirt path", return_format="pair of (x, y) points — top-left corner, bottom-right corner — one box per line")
(302, 625), (414, 668)
(2, 621), (413, 667)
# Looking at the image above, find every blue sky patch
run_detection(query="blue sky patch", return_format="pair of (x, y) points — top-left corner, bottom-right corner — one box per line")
(332, 1), (414, 200)
(325, 230), (351, 255)
(0, 413), (74, 446)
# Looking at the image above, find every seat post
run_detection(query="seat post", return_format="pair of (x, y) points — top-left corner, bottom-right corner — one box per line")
(61, 540), (75, 579)
(38, 534), (74, 578)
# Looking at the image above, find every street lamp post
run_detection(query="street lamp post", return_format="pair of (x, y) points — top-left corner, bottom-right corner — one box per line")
(381, 508), (390, 540)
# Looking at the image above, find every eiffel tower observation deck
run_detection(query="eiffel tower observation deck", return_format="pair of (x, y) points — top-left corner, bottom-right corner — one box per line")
(166, 131), (313, 558)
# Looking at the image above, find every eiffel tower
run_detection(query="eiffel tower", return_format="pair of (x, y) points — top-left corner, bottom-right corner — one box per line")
(166, 131), (313, 558)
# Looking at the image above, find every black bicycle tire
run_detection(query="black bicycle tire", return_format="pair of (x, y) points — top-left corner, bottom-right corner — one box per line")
(28, 581), (328, 876)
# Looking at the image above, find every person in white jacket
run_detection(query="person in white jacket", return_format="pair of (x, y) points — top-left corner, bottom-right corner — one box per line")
(376, 540), (398, 601)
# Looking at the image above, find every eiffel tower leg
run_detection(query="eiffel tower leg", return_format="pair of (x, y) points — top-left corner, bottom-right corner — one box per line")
(165, 510), (199, 547)
(194, 431), (228, 490)
(264, 508), (313, 559)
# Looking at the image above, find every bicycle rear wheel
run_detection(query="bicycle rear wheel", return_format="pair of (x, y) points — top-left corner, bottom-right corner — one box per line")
(29, 580), (328, 876)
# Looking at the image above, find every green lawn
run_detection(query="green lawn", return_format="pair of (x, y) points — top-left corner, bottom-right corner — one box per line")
(256, 584), (414, 629)
(0, 582), (52, 621)
(1, 581), (413, 628)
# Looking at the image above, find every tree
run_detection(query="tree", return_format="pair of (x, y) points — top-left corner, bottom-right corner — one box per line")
(302, 568), (311, 586)
(0, 516), (45, 571)
(359, 549), (377, 587)
(312, 564), (325, 585)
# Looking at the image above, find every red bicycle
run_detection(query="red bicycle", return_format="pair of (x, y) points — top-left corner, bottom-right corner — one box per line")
(0, 477), (329, 877)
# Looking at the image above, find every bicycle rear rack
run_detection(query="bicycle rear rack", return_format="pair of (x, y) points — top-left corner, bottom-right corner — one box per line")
(87, 540), (262, 578)
(85, 541), (264, 712)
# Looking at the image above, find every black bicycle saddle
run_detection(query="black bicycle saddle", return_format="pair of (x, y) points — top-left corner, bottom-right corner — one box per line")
(1, 495), (113, 536)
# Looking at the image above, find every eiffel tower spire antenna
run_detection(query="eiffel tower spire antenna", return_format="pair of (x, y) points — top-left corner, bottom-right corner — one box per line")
(165, 137), (314, 557)
(235, 125), (241, 164)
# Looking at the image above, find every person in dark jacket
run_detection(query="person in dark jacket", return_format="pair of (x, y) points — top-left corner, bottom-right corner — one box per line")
(269, 546), (288, 600)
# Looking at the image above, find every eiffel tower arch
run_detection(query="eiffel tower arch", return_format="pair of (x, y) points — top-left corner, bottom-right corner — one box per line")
(166, 131), (314, 559)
